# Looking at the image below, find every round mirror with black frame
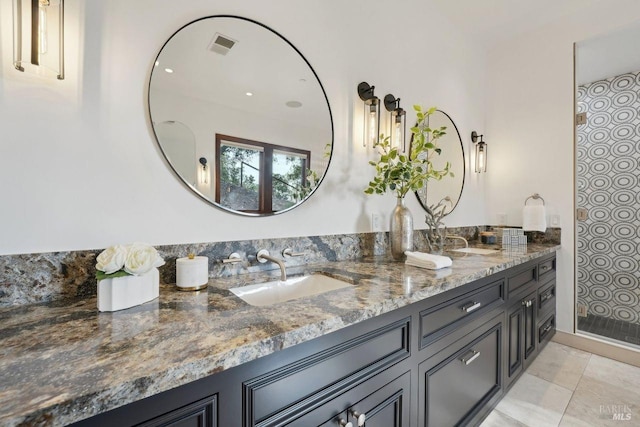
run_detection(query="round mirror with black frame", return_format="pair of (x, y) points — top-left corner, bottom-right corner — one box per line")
(413, 110), (465, 214)
(148, 16), (334, 216)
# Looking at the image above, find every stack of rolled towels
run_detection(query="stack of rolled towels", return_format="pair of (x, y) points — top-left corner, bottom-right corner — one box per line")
(404, 251), (452, 270)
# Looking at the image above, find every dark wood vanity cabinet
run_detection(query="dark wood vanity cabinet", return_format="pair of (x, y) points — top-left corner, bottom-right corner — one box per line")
(505, 254), (557, 389)
(74, 253), (556, 427)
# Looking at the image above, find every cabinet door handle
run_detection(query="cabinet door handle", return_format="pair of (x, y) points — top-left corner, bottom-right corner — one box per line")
(462, 301), (482, 313)
(337, 419), (353, 427)
(461, 350), (481, 365)
(521, 299), (533, 308)
(350, 410), (366, 426)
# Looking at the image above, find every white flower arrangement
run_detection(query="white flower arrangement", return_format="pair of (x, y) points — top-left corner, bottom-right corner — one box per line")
(96, 243), (165, 281)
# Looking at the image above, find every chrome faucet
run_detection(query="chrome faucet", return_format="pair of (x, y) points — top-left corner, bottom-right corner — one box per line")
(256, 249), (287, 281)
(445, 235), (469, 248)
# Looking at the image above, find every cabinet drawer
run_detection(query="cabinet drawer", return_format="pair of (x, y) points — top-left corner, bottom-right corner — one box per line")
(136, 395), (217, 427)
(538, 280), (556, 315)
(419, 316), (502, 427)
(419, 280), (504, 348)
(243, 318), (410, 426)
(538, 313), (555, 344)
(507, 265), (537, 299)
(538, 257), (556, 283)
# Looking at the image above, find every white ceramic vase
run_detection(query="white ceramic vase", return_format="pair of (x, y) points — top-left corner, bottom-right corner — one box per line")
(97, 268), (160, 312)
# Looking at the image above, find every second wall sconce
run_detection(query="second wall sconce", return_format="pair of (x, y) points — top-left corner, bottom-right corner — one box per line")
(198, 157), (209, 185)
(13, 0), (65, 80)
(471, 131), (487, 173)
(357, 82), (380, 147)
(384, 94), (406, 152)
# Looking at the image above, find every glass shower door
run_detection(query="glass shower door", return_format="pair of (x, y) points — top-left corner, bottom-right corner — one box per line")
(575, 25), (640, 347)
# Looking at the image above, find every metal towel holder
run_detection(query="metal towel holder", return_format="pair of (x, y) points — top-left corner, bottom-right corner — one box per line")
(524, 193), (545, 206)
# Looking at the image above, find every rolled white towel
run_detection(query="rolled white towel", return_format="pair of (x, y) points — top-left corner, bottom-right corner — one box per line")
(404, 251), (452, 270)
(523, 205), (547, 232)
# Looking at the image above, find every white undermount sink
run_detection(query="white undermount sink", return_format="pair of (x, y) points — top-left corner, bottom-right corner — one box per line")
(230, 274), (353, 307)
(451, 247), (499, 255)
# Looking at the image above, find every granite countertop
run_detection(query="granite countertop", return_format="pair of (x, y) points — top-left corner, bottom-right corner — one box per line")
(0, 244), (559, 426)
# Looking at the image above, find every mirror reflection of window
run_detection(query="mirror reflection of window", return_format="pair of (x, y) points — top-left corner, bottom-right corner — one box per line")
(218, 141), (263, 212)
(272, 151), (307, 210)
(215, 135), (309, 214)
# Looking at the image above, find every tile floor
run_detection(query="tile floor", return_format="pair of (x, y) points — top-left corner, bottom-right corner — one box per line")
(480, 341), (640, 426)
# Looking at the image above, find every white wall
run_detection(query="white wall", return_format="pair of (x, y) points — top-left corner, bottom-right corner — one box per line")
(485, 1), (640, 333)
(0, 0), (487, 256)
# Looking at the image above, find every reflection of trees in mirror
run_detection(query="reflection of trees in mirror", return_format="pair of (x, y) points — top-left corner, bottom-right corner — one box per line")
(215, 134), (312, 214)
(220, 146), (260, 192)
(273, 155), (305, 209)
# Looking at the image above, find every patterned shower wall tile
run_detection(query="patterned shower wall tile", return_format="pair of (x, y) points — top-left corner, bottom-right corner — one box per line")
(576, 70), (640, 325)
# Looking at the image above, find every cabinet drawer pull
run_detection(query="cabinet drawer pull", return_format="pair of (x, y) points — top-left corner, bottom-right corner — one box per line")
(350, 410), (366, 426)
(337, 418), (353, 427)
(542, 324), (553, 334)
(541, 292), (553, 302)
(461, 350), (481, 365)
(462, 301), (482, 313)
(541, 265), (549, 271)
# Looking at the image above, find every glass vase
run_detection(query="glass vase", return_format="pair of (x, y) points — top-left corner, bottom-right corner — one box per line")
(390, 197), (414, 260)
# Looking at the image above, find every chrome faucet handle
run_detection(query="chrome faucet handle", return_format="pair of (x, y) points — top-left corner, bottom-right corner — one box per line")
(256, 249), (271, 263)
(222, 252), (242, 264)
(282, 248), (305, 257)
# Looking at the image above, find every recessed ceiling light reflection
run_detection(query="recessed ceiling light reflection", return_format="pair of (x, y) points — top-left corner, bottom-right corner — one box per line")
(246, 92), (253, 96)
(155, 60), (159, 67)
(164, 68), (174, 74)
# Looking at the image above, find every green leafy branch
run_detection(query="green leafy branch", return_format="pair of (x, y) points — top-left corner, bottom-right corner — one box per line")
(364, 105), (454, 199)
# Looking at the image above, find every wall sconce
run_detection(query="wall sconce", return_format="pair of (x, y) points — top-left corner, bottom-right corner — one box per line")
(13, 0), (65, 79)
(198, 157), (209, 185)
(471, 131), (487, 173)
(384, 94), (406, 152)
(357, 82), (380, 147)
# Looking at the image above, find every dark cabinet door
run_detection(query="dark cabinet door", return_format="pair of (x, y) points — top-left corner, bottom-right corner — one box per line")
(506, 301), (523, 384)
(419, 316), (503, 427)
(506, 290), (537, 387)
(347, 371), (410, 427)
